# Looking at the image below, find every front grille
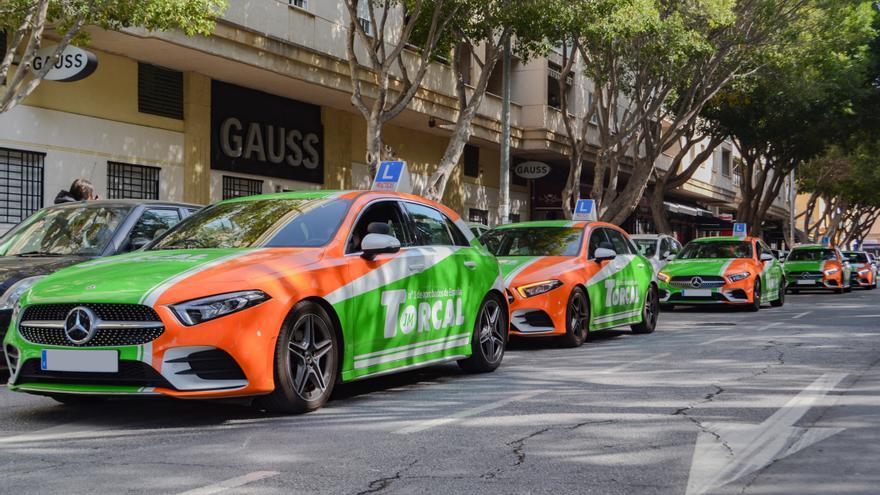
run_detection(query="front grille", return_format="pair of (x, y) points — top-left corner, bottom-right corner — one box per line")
(19, 325), (164, 347)
(21, 303), (161, 322)
(786, 271), (823, 280)
(670, 276), (726, 289)
(166, 349), (245, 380)
(518, 310), (554, 328)
(15, 358), (173, 389)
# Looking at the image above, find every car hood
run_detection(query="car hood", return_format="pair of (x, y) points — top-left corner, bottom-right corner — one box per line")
(783, 260), (829, 273)
(0, 255), (91, 296)
(497, 256), (583, 287)
(661, 258), (750, 278)
(22, 248), (325, 307)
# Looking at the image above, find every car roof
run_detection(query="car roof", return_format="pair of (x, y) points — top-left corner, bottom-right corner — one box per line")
(490, 220), (593, 230)
(47, 199), (200, 209)
(690, 236), (756, 242)
(792, 244), (834, 250)
(630, 234), (664, 239)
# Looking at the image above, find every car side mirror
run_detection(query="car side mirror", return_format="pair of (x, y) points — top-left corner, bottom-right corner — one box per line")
(663, 251), (674, 260)
(130, 237), (151, 251)
(594, 247), (617, 262)
(361, 233), (400, 260)
(759, 253), (774, 262)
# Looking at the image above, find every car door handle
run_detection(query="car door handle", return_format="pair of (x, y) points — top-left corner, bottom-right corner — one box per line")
(463, 261), (477, 269)
(409, 264), (425, 272)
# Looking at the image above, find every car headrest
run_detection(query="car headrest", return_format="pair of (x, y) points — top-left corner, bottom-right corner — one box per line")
(599, 241), (614, 250)
(367, 222), (391, 235)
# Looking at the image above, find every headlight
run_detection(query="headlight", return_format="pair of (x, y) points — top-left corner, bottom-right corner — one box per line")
(170, 290), (270, 326)
(0, 276), (46, 311)
(657, 272), (671, 283)
(824, 268), (840, 276)
(516, 280), (563, 298)
(727, 272), (751, 283)
(858, 269), (869, 275)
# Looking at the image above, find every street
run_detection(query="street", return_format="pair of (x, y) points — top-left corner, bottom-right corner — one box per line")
(1, 290), (878, 495)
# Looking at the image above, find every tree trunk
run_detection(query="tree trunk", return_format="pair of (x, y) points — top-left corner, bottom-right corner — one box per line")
(650, 172), (673, 234)
(561, 149), (583, 219)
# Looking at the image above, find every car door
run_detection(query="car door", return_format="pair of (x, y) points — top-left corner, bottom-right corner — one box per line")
(757, 240), (781, 298)
(585, 227), (640, 329)
(121, 207), (183, 253)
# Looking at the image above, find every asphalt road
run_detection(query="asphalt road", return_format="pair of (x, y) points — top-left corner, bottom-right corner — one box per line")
(1, 289), (879, 495)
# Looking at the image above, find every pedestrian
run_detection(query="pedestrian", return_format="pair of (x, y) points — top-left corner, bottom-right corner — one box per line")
(54, 178), (97, 204)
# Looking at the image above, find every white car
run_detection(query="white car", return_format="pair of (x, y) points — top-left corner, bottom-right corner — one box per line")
(631, 234), (682, 274)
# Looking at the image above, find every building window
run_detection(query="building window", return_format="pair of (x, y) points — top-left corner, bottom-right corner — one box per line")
(547, 62), (574, 111)
(464, 144), (480, 178)
(0, 147), (44, 226)
(289, 0), (308, 9)
(222, 175), (263, 199)
(509, 213), (521, 223)
(721, 149), (732, 177)
(468, 208), (488, 225)
(107, 162), (160, 200)
(138, 63), (183, 120)
(357, 0), (373, 35)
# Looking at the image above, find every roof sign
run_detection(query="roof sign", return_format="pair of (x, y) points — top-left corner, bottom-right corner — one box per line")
(572, 199), (597, 221)
(372, 160), (412, 193)
(733, 223), (747, 238)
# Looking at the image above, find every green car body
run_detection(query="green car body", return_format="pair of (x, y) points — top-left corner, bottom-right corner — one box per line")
(784, 244), (852, 292)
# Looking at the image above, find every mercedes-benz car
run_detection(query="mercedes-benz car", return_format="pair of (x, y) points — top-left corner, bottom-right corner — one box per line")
(657, 236), (785, 311)
(842, 250), (876, 289)
(0, 200), (197, 368)
(3, 191), (507, 414)
(784, 245), (852, 294)
(481, 221), (658, 348)
(631, 234), (682, 275)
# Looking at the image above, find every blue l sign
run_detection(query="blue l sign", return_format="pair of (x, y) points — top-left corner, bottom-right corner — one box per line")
(375, 161), (404, 183)
(733, 223), (747, 238)
(372, 160), (412, 193)
(572, 199), (596, 221)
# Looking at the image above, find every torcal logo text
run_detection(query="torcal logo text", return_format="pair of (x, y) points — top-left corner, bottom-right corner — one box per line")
(381, 290), (464, 338)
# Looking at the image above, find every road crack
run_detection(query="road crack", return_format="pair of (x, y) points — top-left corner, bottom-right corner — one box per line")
(673, 385), (734, 458)
(354, 459), (418, 495)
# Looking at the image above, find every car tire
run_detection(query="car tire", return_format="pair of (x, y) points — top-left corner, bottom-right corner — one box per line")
(259, 300), (339, 414)
(632, 284), (659, 334)
(747, 280), (761, 312)
(458, 293), (508, 373)
(770, 281), (785, 307)
(560, 287), (590, 348)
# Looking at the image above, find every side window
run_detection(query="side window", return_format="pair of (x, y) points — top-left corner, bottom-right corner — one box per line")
(587, 228), (611, 259)
(404, 203), (464, 246)
(659, 238), (671, 257)
(605, 229), (632, 255)
(672, 239), (682, 253)
(130, 208), (181, 245)
(347, 201), (410, 253)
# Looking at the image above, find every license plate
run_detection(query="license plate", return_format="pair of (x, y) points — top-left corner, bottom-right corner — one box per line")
(796, 280), (816, 285)
(682, 289), (712, 297)
(41, 349), (118, 373)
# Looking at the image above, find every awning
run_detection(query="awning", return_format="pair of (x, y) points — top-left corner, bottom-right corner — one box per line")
(663, 201), (715, 218)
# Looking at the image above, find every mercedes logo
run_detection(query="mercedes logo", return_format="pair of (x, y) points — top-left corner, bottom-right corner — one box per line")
(801, 272), (809, 279)
(690, 277), (704, 288)
(64, 306), (98, 345)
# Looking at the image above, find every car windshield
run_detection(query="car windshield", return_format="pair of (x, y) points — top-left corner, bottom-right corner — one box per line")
(481, 227), (583, 256)
(787, 249), (836, 262)
(844, 252), (868, 263)
(678, 240), (752, 259)
(0, 206), (130, 256)
(150, 198), (351, 250)
(634, 239), (658, 257)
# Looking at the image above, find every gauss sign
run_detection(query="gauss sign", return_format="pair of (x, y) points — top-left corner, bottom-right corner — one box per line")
(30, 45), (98, 82)
(514, 161), (551, 180)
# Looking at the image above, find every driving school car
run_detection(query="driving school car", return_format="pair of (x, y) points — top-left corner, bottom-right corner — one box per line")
(657, 236), (785, 311)
(843, 251), (877, 289)
(481, 221), (658, 348)
(784, 245), (852, 293)
(3, 191), (508, 414)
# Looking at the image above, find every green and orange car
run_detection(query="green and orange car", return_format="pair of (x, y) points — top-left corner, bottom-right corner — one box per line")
(784, 245), (853, 293)
(3, 191), (508, 413)
(657, 236), (785, 311)
(480, 221), (659, 348)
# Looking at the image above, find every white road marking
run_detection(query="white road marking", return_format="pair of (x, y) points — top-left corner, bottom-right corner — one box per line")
(849, 314), (880, 318)
(792, 311), (811, 319)
(176, 471), (279, 495)
(756, 322), (782, 332)
(598, 353), (671, 374)
(698, 336), (730, 346)
(686, 372), (847, 495)
(394, 390), (542, 435)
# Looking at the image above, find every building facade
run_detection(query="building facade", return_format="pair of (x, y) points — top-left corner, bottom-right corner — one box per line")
(0, 0), (791, 243)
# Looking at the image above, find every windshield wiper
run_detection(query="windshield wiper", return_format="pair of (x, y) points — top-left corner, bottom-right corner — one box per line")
(14, 251), (66, 257)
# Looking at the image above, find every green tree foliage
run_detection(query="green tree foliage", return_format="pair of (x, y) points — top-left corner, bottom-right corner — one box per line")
(0, 0), (226, 113)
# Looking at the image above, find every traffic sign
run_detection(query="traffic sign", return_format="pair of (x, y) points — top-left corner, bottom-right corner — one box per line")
(371, 160), (412, 193)
(572, 199), (597, 221)
(733, 223), (747, 238)
(821, 236), (830, 246)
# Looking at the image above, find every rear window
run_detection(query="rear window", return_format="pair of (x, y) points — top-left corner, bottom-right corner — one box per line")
(787, 249), (836, 262)
(678, 240), (753, 259)
(844, 252), (869, 263)
(481, 227), (583, 256)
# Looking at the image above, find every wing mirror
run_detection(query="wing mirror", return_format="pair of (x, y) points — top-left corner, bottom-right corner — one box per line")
(361, 233), (400, 260)
(759, 253), (774, 262)
(130, 237), (151, 251)
(663, 251), (676, 261)
(594, 247), (617, 262)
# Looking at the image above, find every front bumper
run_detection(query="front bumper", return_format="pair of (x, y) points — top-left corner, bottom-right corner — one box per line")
(659, 277), (754, 305)
(4, 300), (287, 398)
(508, 287), (567, 337)
(785, 272), (842, 290)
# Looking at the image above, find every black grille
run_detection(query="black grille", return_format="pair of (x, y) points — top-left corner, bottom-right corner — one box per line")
(15, 358), (173, 389)
(222, 175), (263, 199)
(167, 349), (245, 380)
(670, 275), (726, 288)
(21, 303), (161, 322)
(519, 310), (554, 328)
(0, 147), (44, 225)
(107, 162), (160, 200)
(0, 309), (10, 345)
(138, 63), (183, 119)
(786, 271), (823, 280)
(19, 325), (164, 347)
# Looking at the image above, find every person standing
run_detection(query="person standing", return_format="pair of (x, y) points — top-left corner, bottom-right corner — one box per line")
(54, 178), (97, 204)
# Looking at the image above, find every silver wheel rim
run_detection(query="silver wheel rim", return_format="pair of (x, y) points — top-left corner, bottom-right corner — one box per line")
(288, 314), (333, 401)
(478, 300), (505, 363)
(644, 288), (657, 326)
(569, 292), (589, 340)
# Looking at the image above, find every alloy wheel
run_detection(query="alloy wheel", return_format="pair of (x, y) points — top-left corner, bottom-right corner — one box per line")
(569, 291), (589, 341)
(288, 314), (334, 401)
(478, 300), (505, 364)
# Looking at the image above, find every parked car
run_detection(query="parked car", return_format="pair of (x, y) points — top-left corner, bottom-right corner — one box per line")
(469, 222), (490, 238)
(631, 234), (682, 275)
(0, 200), (198, 367)
(784, 245), (853, 294)
(657, 236), (785, 311)
(842, 250), (877, 289)
(3, 191), (507, 413)
(481, 220), (658, 348)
